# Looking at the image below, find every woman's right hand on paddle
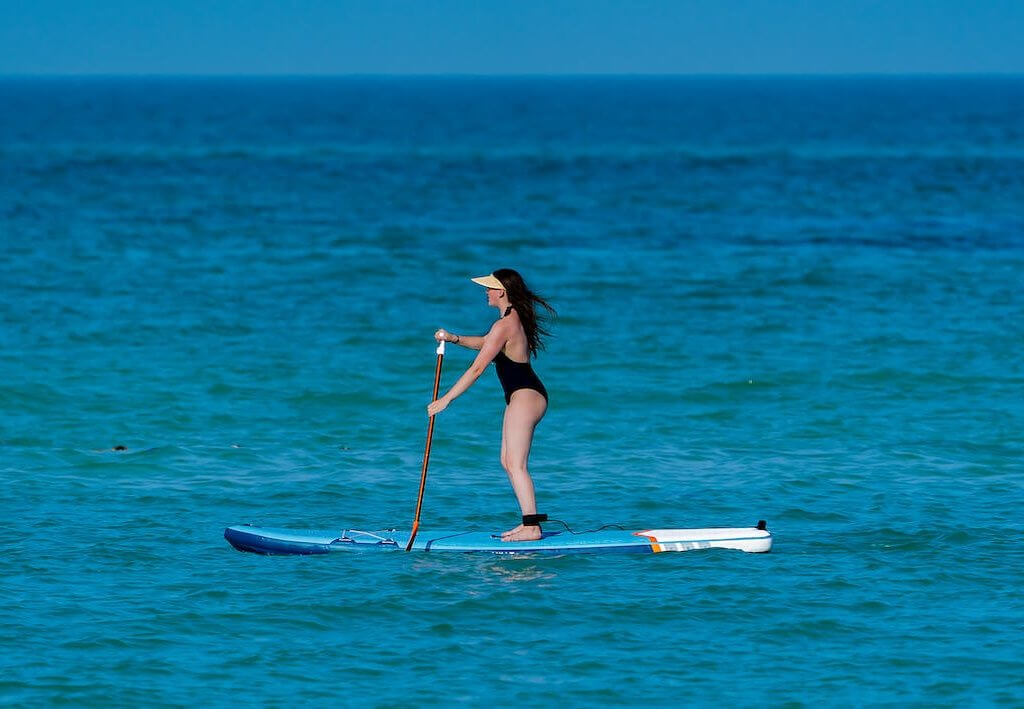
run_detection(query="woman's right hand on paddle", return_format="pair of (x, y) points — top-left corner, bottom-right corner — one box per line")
(427, 396), (450, 417)
(434, 329), (453, 343)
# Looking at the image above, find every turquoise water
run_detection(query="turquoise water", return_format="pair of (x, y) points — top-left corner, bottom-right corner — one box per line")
(2, 77), (1023, 705)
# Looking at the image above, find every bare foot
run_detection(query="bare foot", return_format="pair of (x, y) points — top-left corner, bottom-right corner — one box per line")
(501, 523), (524, 540)
(502, 525), (542, 542)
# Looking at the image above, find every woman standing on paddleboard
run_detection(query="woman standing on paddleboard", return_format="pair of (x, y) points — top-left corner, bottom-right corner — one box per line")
(427, 269), (555, 542)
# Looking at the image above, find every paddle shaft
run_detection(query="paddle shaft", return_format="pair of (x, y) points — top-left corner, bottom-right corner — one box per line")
(406, 340), (445, 551)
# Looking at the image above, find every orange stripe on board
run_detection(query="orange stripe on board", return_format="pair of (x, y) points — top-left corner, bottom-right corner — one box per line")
(633, 530), (662, 553)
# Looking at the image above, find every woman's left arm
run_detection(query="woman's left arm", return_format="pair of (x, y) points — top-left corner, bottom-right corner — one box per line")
(427, 321), (508, 416)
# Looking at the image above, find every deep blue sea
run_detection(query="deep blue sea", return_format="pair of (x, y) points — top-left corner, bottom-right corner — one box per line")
(2, 76), (1023, 706)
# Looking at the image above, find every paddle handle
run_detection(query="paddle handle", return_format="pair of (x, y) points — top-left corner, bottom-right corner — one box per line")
(406, 339), (446, 551)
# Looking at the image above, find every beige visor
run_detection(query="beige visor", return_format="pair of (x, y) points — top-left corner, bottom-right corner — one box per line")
(471, 274), (505, 290)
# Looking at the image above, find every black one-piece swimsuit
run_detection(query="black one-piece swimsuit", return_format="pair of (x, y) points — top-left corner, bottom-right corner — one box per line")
(493, 351), (548, 405)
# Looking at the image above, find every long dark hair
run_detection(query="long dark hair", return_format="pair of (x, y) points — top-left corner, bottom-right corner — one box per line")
(493, 268), (556, 358)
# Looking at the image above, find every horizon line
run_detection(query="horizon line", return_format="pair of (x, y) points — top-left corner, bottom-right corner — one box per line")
(2, 71), (1023, 80)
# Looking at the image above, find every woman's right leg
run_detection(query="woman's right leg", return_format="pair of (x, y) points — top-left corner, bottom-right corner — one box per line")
(499, 390), (547, 541)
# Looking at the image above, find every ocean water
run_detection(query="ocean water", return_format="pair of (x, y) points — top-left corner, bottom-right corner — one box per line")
(2, 76), (1023, 706)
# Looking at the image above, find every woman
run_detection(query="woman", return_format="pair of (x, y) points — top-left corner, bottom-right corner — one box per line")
(427, 269), (555, 542)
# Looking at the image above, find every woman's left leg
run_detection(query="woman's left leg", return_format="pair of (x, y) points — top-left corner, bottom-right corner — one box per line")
(500, 390), (547, 542)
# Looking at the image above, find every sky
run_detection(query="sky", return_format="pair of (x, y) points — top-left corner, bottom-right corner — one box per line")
(1, 0), (1022, 76)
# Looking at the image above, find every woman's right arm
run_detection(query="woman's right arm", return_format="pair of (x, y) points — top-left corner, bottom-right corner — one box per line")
(427, 322), (509, 416)
(435, 329), (486, 351)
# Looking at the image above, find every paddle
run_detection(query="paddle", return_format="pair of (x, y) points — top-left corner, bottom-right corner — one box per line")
(406, 336), (446, 551)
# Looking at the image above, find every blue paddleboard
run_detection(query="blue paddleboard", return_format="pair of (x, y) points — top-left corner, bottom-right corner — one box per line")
(224, 522), (772, 555)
